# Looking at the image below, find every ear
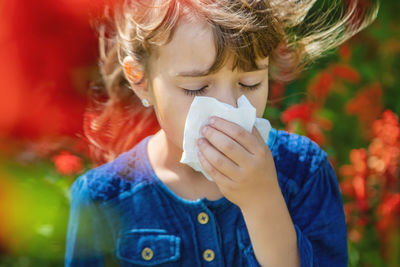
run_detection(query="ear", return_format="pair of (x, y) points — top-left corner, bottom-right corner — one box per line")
(122, 55), (154, 106)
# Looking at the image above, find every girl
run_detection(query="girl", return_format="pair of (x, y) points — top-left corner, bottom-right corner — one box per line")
(65, 0), (379, 266)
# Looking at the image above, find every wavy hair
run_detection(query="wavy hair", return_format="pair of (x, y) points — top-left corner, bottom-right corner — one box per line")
(84, 0), (379, 166)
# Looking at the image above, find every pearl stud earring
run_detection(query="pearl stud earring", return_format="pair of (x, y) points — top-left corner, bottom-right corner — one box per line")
(141, 98), (150, 107)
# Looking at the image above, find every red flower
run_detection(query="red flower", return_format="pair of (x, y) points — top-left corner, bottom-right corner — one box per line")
(350, 148), (368, 177)
(281, 102), (332, 146)
(338, 43), (352, 61)
(369, 110), (400, 185)
(372, 110), (400, 146)
(332, 64), (361, 84)
(308, 71), (334, 100)
(305, 122), (326, 145)
(281, 103), (315, 124)
(340, 179), (355, 197)
(344, 202), (357, 223)
(341, 109), (400, 252)
(269, 82), (286, 107)
(378, 193), (400, 216)
(346, 83), (383, 138)
(52, 150), (84, 175)
(340, 148), (370, 211)
(340, 165), (356, 177)
(353, 174), (369, 212)
(357, 215), (369, 226)
(376, 193), (400, 235)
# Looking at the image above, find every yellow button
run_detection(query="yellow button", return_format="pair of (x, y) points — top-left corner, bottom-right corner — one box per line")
(197, 212), (209, 224)
(203, 249), (215, 262)
(141, 247), (153, 261)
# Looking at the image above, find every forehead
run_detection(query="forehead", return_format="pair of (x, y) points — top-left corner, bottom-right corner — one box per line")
(155, 16), (216, 74)
(155, 16), (268, 76)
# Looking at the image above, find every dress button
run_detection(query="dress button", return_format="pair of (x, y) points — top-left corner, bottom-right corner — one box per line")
(197, 212), (209, 224)
(203, 249), (215, 262)
(141, 247), (154, 261)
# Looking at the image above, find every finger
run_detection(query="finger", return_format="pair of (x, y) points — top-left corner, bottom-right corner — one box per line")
(252, 126), (272, 156)
(197, 149), (236, 189)
(252, 126), (265, 144)
(202, 125), (250, 166)
(208, 116), (258, 154)
(198, 138), (241, 181)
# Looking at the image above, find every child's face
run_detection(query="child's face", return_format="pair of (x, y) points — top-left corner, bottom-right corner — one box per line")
(144, 15), (269, 152)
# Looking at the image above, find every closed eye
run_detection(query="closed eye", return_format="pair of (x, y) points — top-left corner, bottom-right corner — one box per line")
(183, 83), (262, 96)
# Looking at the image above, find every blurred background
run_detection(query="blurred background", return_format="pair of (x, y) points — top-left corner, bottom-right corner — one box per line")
(0, 0), (398, 266)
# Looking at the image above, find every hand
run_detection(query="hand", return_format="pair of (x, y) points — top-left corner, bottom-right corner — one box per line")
(197, 116), (279, 209)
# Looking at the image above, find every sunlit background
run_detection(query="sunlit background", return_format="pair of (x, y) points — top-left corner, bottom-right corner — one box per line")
(0, 0), (399, 266)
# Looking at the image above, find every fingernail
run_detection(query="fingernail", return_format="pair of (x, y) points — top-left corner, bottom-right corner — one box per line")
(202, 126), (208, 135)
(209, 117), (216, 125)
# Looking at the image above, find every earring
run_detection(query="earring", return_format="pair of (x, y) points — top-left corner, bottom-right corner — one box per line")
(141, 98), (150, 107)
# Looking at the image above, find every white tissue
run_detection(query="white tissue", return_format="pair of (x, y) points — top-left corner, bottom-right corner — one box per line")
(180, 94), (272, 182)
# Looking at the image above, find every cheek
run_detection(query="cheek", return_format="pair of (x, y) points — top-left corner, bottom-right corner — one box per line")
(163, 102), (192, 149)
(248, 86), (269, 118)
(152, 85), (193, 149)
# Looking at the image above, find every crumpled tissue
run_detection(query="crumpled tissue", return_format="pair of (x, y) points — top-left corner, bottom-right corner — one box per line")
(180, 94), (271, 182)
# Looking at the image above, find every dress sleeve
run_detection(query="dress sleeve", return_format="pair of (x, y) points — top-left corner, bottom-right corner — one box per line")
(64, 173), (114, 267)
(244, 154), (348, 267)
(289, 155), (348, 266)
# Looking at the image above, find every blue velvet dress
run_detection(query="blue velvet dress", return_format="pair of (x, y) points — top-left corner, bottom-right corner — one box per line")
(65, 128), (348, 266)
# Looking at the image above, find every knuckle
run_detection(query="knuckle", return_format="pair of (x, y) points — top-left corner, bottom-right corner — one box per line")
(209, 167), (218, 176)
(222, 141), (235, 152)
(215, 156), (224, 166)
(235, 128), (246, 138)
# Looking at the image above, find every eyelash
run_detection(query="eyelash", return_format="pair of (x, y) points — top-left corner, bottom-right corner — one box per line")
(183, 83), (262, 96)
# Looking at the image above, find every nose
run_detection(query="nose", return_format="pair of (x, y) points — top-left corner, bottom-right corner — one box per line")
(212, 85), (239, 108)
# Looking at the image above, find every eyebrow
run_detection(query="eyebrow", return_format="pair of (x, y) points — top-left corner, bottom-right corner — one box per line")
(175, 63), (269, 78)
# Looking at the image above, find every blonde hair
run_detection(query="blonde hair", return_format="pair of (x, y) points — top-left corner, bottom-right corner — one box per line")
(84, 0), (379, 166)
